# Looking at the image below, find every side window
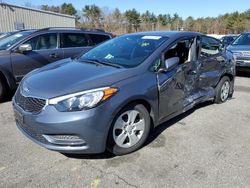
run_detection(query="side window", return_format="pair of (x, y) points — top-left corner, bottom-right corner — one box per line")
(25, 33), (57, 50)
(164, 38), (195, 65)
(201, 36), (220, 57)
(88, 34), (111, 46)
(61, 33), (88, 48)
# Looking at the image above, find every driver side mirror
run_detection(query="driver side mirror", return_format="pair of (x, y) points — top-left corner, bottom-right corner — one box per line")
(18, 44), (32, 53)
(159, 57), (179, 72)
(165, 57), (179, 70)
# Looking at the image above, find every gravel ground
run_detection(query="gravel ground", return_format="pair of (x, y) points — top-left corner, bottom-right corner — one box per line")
(0, 75), (249, 188)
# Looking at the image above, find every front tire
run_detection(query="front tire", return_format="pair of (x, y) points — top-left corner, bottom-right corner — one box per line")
(107, 104), (151, 155)
(214, 76), (230, 104)
(0, 79), (6, 101)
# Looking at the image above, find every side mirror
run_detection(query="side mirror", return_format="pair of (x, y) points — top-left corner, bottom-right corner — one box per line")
(18, 44), (32, 53)
(158, 57), (179, 73)
(165, 57), (179, 70)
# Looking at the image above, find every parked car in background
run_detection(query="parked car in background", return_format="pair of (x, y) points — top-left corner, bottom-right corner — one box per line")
(227, 32), (250, 73)
(220, 35), (238, 49)
(0, 30), (36, 50)
(0, 27), (113, 100)
(12, 31), (235, 155)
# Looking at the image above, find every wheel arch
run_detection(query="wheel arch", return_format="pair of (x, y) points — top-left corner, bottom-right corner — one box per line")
(218, 72), (234, 94)
(220, 73), (234, 82)
(106, 98), (156, 155)
(111, 97), (157, 131)
(124, 99), (155, 129)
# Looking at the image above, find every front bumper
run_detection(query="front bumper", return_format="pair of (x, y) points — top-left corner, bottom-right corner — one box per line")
(13, 100), (114, 154)
(236, 60), (250, 73)
(235, 56), (250, 69)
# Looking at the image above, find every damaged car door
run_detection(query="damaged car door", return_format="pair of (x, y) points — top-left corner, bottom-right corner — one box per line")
(157, 36), (199, 121)
(198, 36), (226, 93)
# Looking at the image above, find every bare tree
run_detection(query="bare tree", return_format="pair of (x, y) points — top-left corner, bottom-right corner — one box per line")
(82, 5), (102, 28)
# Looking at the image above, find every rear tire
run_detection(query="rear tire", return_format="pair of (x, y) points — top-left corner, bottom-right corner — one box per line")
(214, 76), (230, 104)
(0, 79), (6, 101)
(107, 104), (151, 156)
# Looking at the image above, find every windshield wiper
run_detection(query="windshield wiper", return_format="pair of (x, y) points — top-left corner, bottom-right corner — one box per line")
(81, 58), (123, 69)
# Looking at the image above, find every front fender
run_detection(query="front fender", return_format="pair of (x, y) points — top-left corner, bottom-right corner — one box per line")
(109, 72), (159, 127)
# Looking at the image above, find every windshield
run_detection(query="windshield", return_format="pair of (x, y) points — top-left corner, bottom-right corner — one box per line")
(0, 31), (34, 50)
(0, 33), (8, 39)
(80, 35), (168, 68)
(232, 33), (250, 46)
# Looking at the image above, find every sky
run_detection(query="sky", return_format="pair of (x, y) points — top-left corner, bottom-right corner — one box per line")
(2, 0), (250, 19)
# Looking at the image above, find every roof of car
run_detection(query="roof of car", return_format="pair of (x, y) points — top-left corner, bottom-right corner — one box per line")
(126, 31), (201, 38)
(33, 27), (112, 36)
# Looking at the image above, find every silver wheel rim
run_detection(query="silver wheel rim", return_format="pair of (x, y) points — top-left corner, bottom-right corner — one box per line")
(221, 81), (230, 102)
(113, 110), (145, 148)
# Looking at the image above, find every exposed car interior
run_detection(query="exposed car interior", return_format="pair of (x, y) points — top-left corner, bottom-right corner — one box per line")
(165, 39), (195, 65)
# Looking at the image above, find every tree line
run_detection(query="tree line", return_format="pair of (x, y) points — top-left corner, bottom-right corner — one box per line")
(40, 3), (250, 35)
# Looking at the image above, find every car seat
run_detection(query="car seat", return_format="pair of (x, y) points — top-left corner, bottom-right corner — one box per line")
(49, 35), (57, 49)
(37, 36), (48, 50)
(176, 42), (189, 64)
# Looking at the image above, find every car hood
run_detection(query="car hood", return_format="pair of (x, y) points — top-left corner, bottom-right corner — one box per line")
(227, 45), (250, 52)
(0, 50), (10, 56)
(22, 58), (136, 99)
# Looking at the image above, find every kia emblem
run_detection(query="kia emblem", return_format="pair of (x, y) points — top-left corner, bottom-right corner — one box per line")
(23, 87), (30, 93)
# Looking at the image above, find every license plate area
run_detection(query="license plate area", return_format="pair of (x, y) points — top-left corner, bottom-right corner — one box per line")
(14, 110), (23, 124)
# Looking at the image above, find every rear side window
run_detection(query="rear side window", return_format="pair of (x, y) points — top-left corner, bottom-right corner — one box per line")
(88, 34), (111, 46)
(201, 36), (221, 56)
(25, 33), (58, 50)
(61, 33), (88, 48)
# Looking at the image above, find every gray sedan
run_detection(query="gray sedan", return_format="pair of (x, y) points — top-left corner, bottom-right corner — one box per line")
(12, 31), (235, 155)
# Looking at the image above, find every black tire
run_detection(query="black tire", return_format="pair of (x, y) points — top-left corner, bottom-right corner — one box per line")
(107, 104), (151, 156)
(0, 79), (6, 101)
(214, 76), (230, 104)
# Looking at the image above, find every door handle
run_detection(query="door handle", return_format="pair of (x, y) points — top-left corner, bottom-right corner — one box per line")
(49, 53), (58, 58)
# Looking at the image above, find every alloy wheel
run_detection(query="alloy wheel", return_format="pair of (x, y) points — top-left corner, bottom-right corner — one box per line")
(220, 81), (230, 102)
(113, 110), (145, 148)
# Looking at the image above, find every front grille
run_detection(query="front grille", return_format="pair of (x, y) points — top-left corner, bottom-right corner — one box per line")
(236, 56), (250, 61)
(17, 122), (48, 144)
(15, 88), (46, 114)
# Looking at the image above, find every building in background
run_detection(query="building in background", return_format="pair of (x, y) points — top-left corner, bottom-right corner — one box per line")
(0, 3), (75, 32)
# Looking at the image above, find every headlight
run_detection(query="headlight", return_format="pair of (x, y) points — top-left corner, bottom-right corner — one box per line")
(49, 87), (118, 112)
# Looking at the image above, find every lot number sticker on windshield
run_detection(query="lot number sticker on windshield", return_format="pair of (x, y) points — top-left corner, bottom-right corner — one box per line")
(14, 34), (23, 37)
(141, 36), (162, 40)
